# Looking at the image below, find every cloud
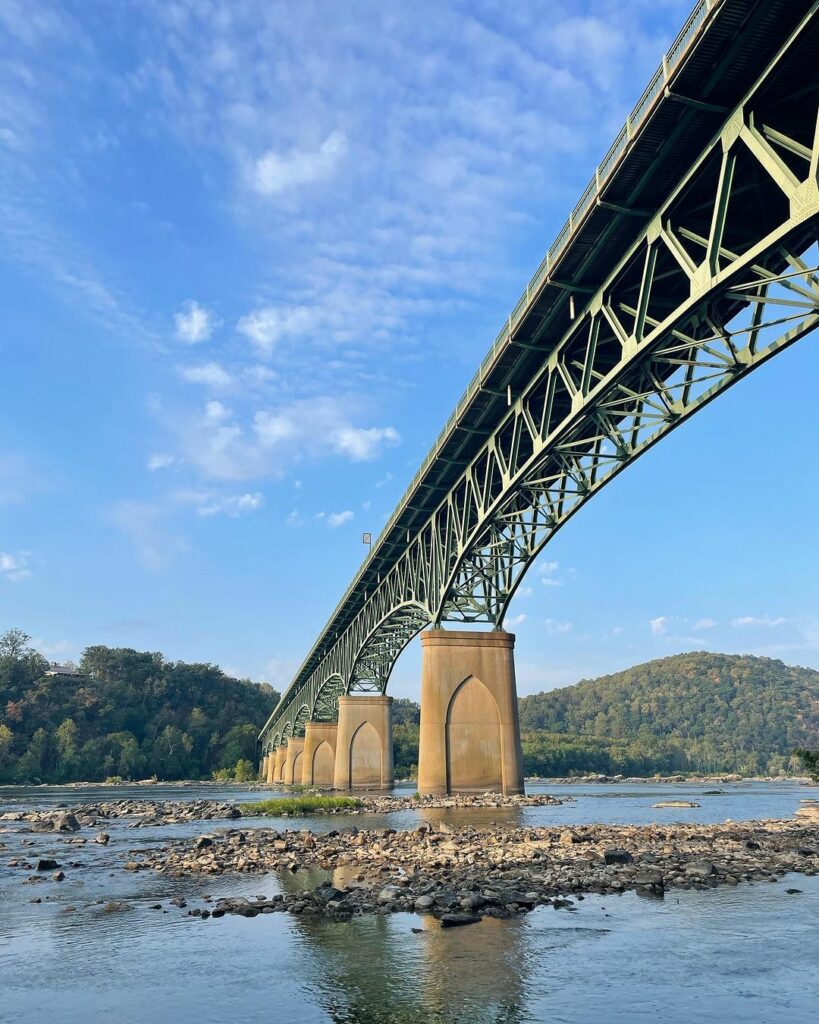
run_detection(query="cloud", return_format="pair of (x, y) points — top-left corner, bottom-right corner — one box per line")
(545, 618), (573, 635)
(694, 618), (717, 630)
(506, 613), (527, 627)
(148, 453), (176, 471)
(327, 509), (353, 527)
(174, 301), (214, 344)
(179, 361), (234, 390)
(731, 615), (788, 628)
(0, 550), (32, 581)
(375, 472), (393, 489)
(334, 426), (400, 461)
(650, 616), (669, 636)
(251, 130), (347, 197)
(154, 396), (400, 481)
(236, 305), (317, 355)
(195, 492), (263, 518)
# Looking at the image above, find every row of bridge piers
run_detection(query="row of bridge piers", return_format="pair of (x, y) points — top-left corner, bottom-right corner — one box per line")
(260, 630), (525, 795)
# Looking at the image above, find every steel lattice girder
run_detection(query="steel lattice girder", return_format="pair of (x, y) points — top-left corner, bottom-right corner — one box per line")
(260, 3), (819, 750)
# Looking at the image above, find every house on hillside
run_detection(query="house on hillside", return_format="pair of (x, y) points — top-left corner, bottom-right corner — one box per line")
(44, 663), (85, 678)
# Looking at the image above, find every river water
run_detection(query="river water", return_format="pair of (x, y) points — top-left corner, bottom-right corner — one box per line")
(1, 780), (817, 1023)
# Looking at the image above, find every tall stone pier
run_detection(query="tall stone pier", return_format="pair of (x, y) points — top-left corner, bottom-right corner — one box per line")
(284, 737), (305, 784)
(273, 743), (287, 783)
(333, 695), (394, 790)
(417, 629), (524, 796)
(302, 722), (338, 786)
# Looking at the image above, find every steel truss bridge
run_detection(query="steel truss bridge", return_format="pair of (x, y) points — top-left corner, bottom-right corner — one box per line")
(260, 0), (819, 753)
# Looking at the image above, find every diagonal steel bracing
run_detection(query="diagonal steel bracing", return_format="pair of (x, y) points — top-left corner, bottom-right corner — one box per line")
(260, 0), (819, 753)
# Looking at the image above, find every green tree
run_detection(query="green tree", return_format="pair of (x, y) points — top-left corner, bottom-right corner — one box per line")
(54, 718), (79, 781)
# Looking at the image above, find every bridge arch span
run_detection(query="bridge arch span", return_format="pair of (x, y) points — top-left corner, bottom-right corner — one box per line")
(312, 674), (345, 722)
(348, 601), (432, 693)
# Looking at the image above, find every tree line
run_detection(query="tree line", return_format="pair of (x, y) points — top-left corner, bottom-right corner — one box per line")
(2, 631), (816, 783)
(0, 630), (278, 783)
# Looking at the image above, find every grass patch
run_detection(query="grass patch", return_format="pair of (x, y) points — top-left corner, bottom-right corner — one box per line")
(240, 795), (363, 816)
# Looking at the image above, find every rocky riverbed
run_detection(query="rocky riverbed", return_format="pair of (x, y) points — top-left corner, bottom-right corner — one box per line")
(0, 798), (242, 833)
(129, 816), (819, 925)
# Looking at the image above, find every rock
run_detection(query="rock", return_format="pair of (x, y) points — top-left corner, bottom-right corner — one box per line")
(652, 801), (700, 809)
(414, 895), (435, 912)
(94, 833), (110, 845)
(604, 849), (634, 866)
(440, 913), (481, 928)
(55, 813), (81, 833)
(785, 888), (802, 895)
(686, 860), (716, 878)
(632, 870), (664, 886)
(52, 871), (65, 881)
(195, 836), (214, 850)
(35, 858), (60, 871)
(377, 886), (401, 903)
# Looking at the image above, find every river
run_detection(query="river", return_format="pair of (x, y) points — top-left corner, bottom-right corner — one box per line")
(1, 780), (817, 1023)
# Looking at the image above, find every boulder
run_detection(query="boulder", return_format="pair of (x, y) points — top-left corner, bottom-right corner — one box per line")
(440, 913), (481, 928)
(55, 813), (81, 833)
(604, 849), (634, 866)
(35, 858), (60, 871)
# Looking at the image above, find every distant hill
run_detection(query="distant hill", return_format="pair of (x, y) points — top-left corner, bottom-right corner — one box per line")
(518, 652), (819, 776)
(0, 631), (279, 783)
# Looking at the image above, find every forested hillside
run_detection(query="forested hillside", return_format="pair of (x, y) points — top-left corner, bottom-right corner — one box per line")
(518, 652), (819, 776)
(2, 629), (816, 782)
(0, 630), (279, 783)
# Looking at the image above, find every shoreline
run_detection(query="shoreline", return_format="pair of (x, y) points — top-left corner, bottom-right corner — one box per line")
(0, 772), (814, 792)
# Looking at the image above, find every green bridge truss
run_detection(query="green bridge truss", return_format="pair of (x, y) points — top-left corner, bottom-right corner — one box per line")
(261, 0), (819, 754)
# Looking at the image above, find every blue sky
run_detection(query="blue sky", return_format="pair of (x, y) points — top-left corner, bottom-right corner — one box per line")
(2, 0), (819, 699)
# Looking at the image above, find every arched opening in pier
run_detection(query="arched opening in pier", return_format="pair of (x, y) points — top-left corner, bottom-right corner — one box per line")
(446, 675), (502, 793)
(349, 721), (382, 788)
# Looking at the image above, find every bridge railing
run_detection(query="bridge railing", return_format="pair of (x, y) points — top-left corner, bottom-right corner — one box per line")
(264, 0), (718, 733)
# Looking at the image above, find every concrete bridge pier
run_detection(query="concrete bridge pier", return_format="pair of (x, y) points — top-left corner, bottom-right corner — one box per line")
(284, 737), (305, 784)
(259, 754), (268, 782)
(417, 629), (524, 796)
(265, 750), (276, 785)
(302, 722), (338, 786)
(333, 695), (394, 790)
(273, 743), (287, 783)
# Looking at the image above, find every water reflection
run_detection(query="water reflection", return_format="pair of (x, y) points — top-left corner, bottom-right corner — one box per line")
(292, 910), (528, 1024)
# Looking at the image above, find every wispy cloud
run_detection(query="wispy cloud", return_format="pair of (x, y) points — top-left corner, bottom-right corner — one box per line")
(693, 617), (717, 630)
(153, 396), (400, 482)
(650, 616), (669, 636)
(250, 130), (348, 198)
(327, 509), (353, 527)
(195, 492), (263, 518)
(179, 361), (233, 390)
(545, 618), (573, 635)
(0, 550), (32, 581)
(174, 301), (215, 344)
(731, 615), (788, 628)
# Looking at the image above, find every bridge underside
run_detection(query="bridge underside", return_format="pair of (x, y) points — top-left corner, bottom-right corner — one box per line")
(259, 0), (819, 793)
